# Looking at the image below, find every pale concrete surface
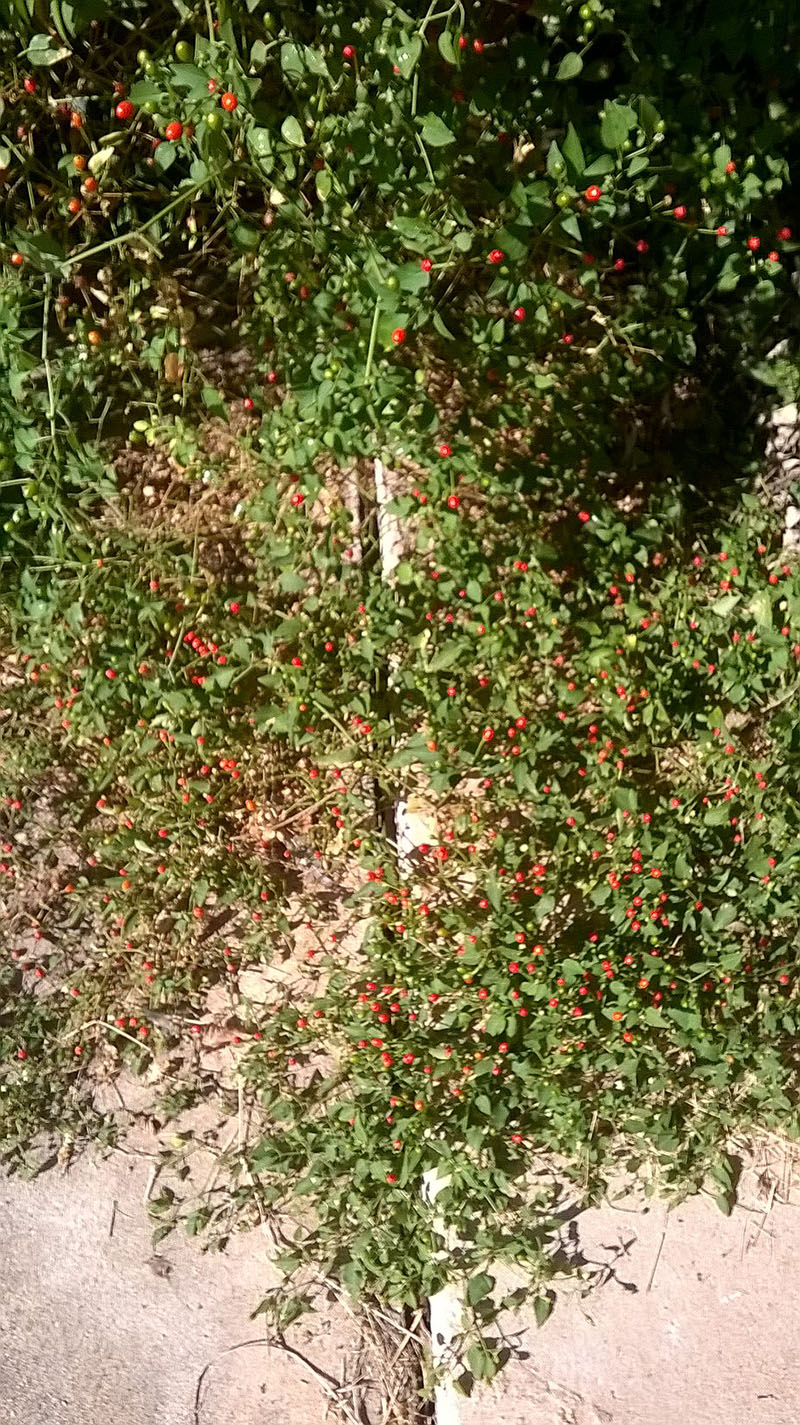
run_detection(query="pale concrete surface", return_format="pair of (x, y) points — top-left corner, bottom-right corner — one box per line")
(0, 1150), (347, 1425)
(5, 1140), (800, 1425)
(461, 1176), (800, 1425)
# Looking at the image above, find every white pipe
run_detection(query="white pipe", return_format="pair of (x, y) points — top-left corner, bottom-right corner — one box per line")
(374, 457), (464, 1423)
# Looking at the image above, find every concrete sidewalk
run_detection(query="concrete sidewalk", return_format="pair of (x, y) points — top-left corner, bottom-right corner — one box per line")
(0, 1150), (348, 1425)
(457, 1148), (800, 1425)
(3, 1136), (800, 1424)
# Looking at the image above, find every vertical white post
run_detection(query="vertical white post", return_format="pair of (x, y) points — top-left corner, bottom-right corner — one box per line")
(374, 457), (464, 1423)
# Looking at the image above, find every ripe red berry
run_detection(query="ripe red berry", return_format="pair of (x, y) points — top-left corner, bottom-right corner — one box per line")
(391, 327), (406, 345)
(207, 78), (218, 93)
(512, 306), (525, 322)
(473, 38), (484, 53)
(585, 185), (602, 202)
(635, 240), (649, 253)
(115, 100), (135, 120)
(165, 121), (183, 141)
(342, 44), (355, 59)
(458, 35), (467, 50)
(725, 160), (736, 173)
(242, 396), (254, 410)
(578, 510), (590, 523)
(220, 91), (238, 111)
(67, 198), (81, 215)
(23, 77), (36, 94)
(613, 258), (626, 271)
(768, 250), (779, 263)
(447, 495), (460, 510)
(420, 258), (432, 272)
(438, 443), (451, 458)
(717, 225), (728, 237)
(747, 236), (760, 251)
(10, 252), (24, 268)
(778, 226), (792, 241)
(673, 205), (687, 219)
(488, 248), (504, 264)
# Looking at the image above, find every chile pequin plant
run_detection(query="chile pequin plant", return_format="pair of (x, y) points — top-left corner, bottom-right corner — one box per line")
(1, 0), (800, 1379)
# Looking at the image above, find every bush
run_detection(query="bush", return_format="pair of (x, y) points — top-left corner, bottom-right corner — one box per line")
(2, 0), (800, 1355)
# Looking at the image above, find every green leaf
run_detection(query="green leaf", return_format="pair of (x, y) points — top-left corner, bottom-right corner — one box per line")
(438, 31), (457, 64)
(717, 253), (745, 293)
(420, 113), (456, 147)
(129, 79), (162, 106)
(600, 101), (637, 149)
(170, 63), (210, 99)
(613, 786), (638, 812)
(643, 1007), (666, 1026)
(395, 35), (422, 79)
(248, 127), (273, 162)
(280, 42), (305, 82)
(713, 903), (737, 930)
(562, 123), (585, 177)
(303, 46), (330, 78)
(281, 116), (305, 147)
(704, 804), (730, 826)
(279, 570), (307, 594)
(466, 1271), (495, 1307)
(201, 386), (228, 419)
(713, 142), (732, 175)
(396, 261), (430, 293)
(428, 643), (459, 671)
(315, 168), (332, 201)
(711, 592), (740, 616)
(627, 153), (649, 176)
(547, 140), (565, 178)
(154, 143), (176, 173)
(584, 153), (615, 176)
(533, 1294), (553, 1327)
(229, 221), (261, 251)
(494, 225), (528, 261)
(638, 96), (661, 137)
(25, 33), (71, 65)
(555, 51), (583, 81)
(667, 1008), (700, 1031)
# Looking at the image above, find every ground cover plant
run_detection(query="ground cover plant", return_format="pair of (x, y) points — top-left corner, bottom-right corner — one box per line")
(2, 0), (800, 1390)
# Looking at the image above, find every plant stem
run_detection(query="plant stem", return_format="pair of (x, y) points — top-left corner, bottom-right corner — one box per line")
(363, 298), (381, 384)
